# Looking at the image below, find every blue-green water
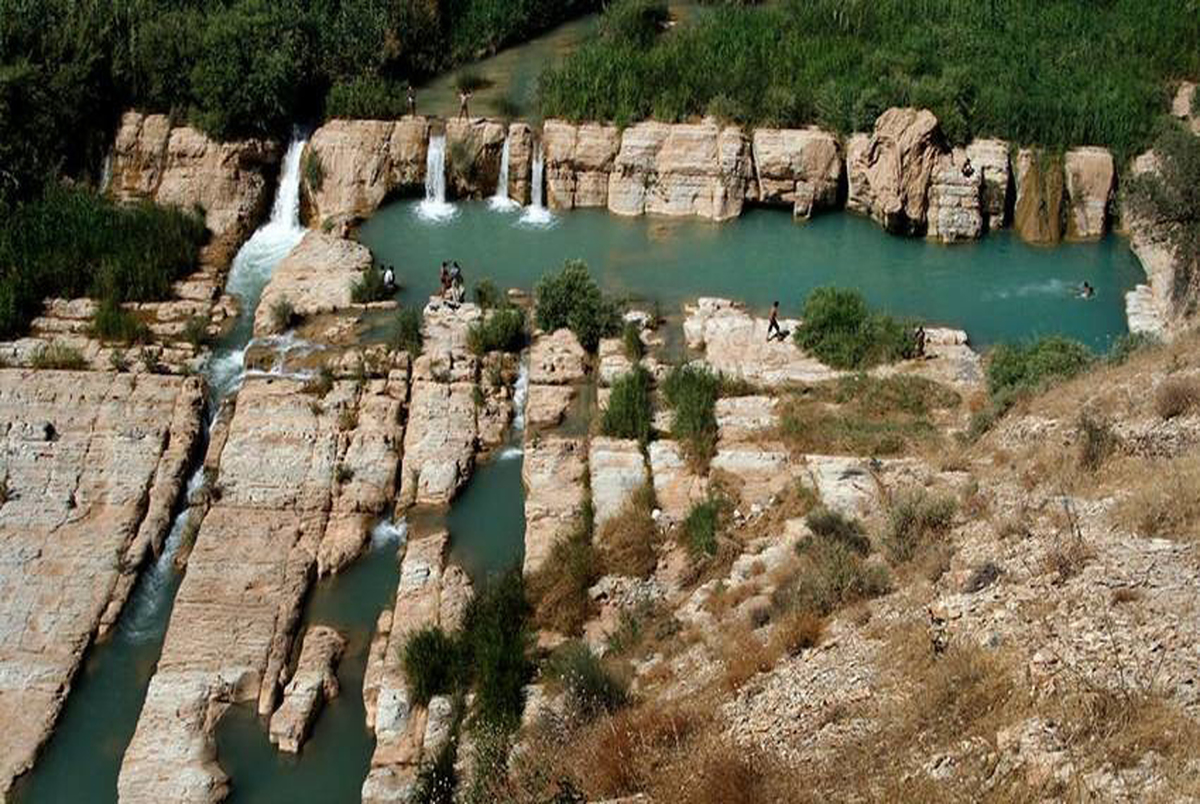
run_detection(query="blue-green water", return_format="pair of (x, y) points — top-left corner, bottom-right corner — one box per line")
(447, 449), (527, 587)
(359, 203), (1143, 351)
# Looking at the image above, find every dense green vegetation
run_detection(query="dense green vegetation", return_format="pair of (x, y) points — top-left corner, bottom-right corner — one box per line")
(390, 306), (425, 355)
(661, 364), (720, 469)
(601, 365), (653, 443)
(0, 185), (206, 338)
(533, 260), (621, 352)
(793, 287), (914, 370)
(539, 0), (1200, 155)
(467, 307), (527, 355)
(986, 336), (1094, 400)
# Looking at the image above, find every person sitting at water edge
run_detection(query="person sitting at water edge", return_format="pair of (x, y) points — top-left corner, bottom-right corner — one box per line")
(767, 301), (782, 342)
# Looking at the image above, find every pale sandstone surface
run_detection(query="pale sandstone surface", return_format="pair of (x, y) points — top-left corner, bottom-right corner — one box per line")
(302, 117), (429, 232)
(647, 440), (706, 522)
(1063, 147), (1115, 241)
(522, 436), (588, 576)
(529, 328), (588, 385)
(1013, 148), (1065, 245)
(507, 122), (535, 205)
(965, 138), (1011, 228)
(1171, 81), (1199, 135)
(709, 442), (792, 507)
(1120, 152), (1176, 336)
(714, 395), (779, 442)
(926, 148), (984, 243)
(597, 337), (634, 386)
(525, 384), (576, 429)
(445, 117), (508, 198)
(268, 625), (346, 753)
(253, 232), (374, 336)
(543, 120), (621, 210)
(0, 370), (204, 797)
(111, 111), (281, 260)
(846, 108), (947, 234)
(751, 128), (843, 218)
(118, 376), (402, 803)
(589, 437), (647, 530)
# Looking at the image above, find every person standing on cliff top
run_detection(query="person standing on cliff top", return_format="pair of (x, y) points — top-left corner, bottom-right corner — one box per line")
(458, 89), (472, 120)
(767, 301), (782, 342)
(407, 86), (416, 117)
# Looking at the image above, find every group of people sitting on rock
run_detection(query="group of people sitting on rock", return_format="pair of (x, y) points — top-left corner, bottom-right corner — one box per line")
(440, 261), (465, 306)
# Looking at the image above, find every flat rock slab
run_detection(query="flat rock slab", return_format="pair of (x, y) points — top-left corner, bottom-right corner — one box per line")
(254, 232), (373, 336)
(525, 384), (576, 429)
(268, 625), (346, 753)
(522, 437), (588, 575)
(0, 370), (204, 797)
(710, 442), (792, 507)
(715, 395), (779, 442)
(400, 379), (477, 507)
(647, 440), (706, 523)
(589, 437), (647, 529)
(529, 328), (587, 385)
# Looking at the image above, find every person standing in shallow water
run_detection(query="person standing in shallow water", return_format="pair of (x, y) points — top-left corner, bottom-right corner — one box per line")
(767, 301), (782, 342)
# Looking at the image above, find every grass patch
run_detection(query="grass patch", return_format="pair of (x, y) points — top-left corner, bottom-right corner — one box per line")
(601, 365), (653, 444)
(987, 336), (1094, 400)
(546, 641), (629, 722)
(1154, 375), (1200, 420)
(303, 150), (324, 192)
(661, 364), (719, 470)
(182, 314), (212, 349)
(805, 507), (869, 555)
(793, 287), (913, 370)
(402, 626), (463, 707)
(389, 306), (424, 356)
(598, 484), (659, 578)
(621, 320), (644, 362)
(30, 342), (87, 370)
(683, 497), (724, 557)
(1117, 456), (1200, 541)
(534, 260), (621, 353)
(1076, 411), (1118, 473)
(529, 502), (600, 636)
(884, 488), (956, 564)
(350, 263), (392, 303)
(473, 279), (504, 310)
(91, 298), (150, 344)
(467, 307), (526, 355)
(461, 571), (533, 731)
(775, 537), (891, 617)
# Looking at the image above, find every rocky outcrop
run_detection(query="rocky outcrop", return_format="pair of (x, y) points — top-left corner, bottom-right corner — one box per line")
(302, 118), (430, 233)
(543, 120), (621, 210)
(118, 375), (404, 803)
(1063, 147), (1115, 241)
(254, 232), (375, 335)
(361, 529), (472, 803)
(1172, 81), (1199, 135)
(1013, 148), (1065, 245)
(268, 625), (346, 753)
(529, 328), (588, 385)
(608, 121), (751, 221)
(507, 122), (535, 205)
(111, 111), (280, 263)
(522, 436), (588, 575)
(751, 128), (843, 218)
(0, 370), (204, 798)
(965, 139), (1012, 229)
(846, 108), (947, 235)
(445, 117), (508, 199)
(589, 437), (647, 529)
(926, 148), (984, 243)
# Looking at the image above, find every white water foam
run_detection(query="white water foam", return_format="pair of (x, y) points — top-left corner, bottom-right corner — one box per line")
(518, 140), (554, 228)
(371, 517), (409, 550)
(497, 445), (524, 461)
(511, 357), (529, 432)
(488, 134), (519, 212)
(986, 278), (1078, 301)
(417, 133), (458, 222)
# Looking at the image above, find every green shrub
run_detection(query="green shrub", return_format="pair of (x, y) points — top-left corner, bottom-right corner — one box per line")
(662, 364), (720, 469)
(805, 507), (870, 555)
(533, 260), (621, 353)
(30, 342), (87, 370)
(1106, 332), (1159, 366)
(402, 626), (462, 707)
(351, 264), (392, 304)
(793, 287), (913, 370)
(529, 504), (599, 636)
(546, 641), (628, 721)
(303, 151), (324, 194)
(684, 497), (723, 557)
(467, 307), (526, 355)
(270, 297), (296, 331)
(885, 489), (957, 564)
(459, 571), (532, 732)
(783, 538), (891, 616)
(600, 0), (668, 48)
(91, 298), (150, 344)
(601, 365), (653, 443)
(473, 279), (504, 310)
(390, 306), (424, 356)
(621, 321), (644, 362)
(324, 77), (409, 120)
(182, 314), (212, 349)
(987, 336), (1093, 399)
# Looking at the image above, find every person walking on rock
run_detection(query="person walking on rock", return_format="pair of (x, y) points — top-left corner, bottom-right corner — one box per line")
(767, 301), (783, 342)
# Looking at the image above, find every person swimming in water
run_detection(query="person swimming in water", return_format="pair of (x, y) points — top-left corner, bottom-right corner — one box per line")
(1079, 281), (1095, 299)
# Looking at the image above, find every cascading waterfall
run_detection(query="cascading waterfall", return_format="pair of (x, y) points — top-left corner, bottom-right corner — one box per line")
(519, 140), (552, 227)
(417, 133), (456, 222)
(488, 134), (518, 212)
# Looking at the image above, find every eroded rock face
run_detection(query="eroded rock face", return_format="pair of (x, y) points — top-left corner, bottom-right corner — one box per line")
(445, 118), (508, 199)
(608, 121), (750, 221)
(589, 437), (647, 529)
(507, 122), (535, 205)
(1063, 147), (1115, 241)
(111, 111), (281, 263)
(965, 139), (1011, 229)
(846, 108), (947, 234)
(302, 118), (430, 233)
(118, 376), (404, 803)
(523, 436), (588, 575)
(1013, 148), (1065, 245)
(254, 232), (374, 336)
(543, 120), (621, 210)
(751, 128), (843, 218)
(268, 625), (346, 753)
(0, 370), (204, 798)
(926, 149), (984, 243)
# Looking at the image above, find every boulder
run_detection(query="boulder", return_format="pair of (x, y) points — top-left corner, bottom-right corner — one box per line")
(543, 120), (621, 210)
(846, 108), (947, 235)
(926, 149), (984, 243)
(1063, 147), (1115, 241)
(589, 437), (647, 528)
(1013, 148), (1065, 245)
(751, 128), (843, 218)
(523, 437), (588, 575)
(268, 625), (346, 753)
(507, 122), (535, 205)
(965, 139), (1011, 228)
(445, 117), (508, 199)
(302, 118), (429, 233)
(253, 232), (374, 336)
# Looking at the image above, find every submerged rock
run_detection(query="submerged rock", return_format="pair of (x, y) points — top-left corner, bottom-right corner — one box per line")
(268, 625), (346, 753)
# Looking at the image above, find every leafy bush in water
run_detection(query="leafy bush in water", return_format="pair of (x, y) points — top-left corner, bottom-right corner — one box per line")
(391, 306), (424, 356)
(351, 263), (392, 303)
(986, 336), (1093, 400)
(467, 307), (526, 355)
(547, 641), (628, 721)
(662, 364), (720, 468)
(601, 365), (653, 443)
(793, 287), (913, 370)
(534, 260), (620, 353)
(402, 626), (462, 707)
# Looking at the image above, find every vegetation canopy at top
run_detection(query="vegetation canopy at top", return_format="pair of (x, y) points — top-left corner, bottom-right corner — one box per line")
(538, 0), (1200, 157)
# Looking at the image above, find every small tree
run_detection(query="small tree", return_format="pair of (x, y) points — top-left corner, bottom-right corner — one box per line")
(534, 260), (620, 353)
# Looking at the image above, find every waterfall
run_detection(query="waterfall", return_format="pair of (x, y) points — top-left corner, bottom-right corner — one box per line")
(519, 140), (553, 227)
(99, 153), (113, 194)
(489, 134), (518, 211)
(511, 357), (529, 432)
(417, 133), (456, 222)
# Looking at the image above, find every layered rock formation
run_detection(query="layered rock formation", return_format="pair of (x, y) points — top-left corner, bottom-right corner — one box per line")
(1013, 148), (1066, 245)
(507, 122), (536, 205)
(846, 108), (947, 235)
(253, 232), (375, 336)
(0, 370), (204, 798)
(118, 374), (404, 803)
(302, 118), (430, 233)
(523, 436), (588, 575)
(751, 128), (843, 218)
(965, 138), (1012, 229)
(589, 437), (648, 529)
(543, 121), (621, 210)
(1063, 147), (1115, 241)
(445, 117), (507, 199)
(526, 327), (588, 429)
(110, 111), (281, 263)
(926, 148), (984, 243)
(268, 625), (346, 753)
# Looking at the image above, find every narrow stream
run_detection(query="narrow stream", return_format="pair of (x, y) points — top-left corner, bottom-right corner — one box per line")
(12, 133), (309, 804)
